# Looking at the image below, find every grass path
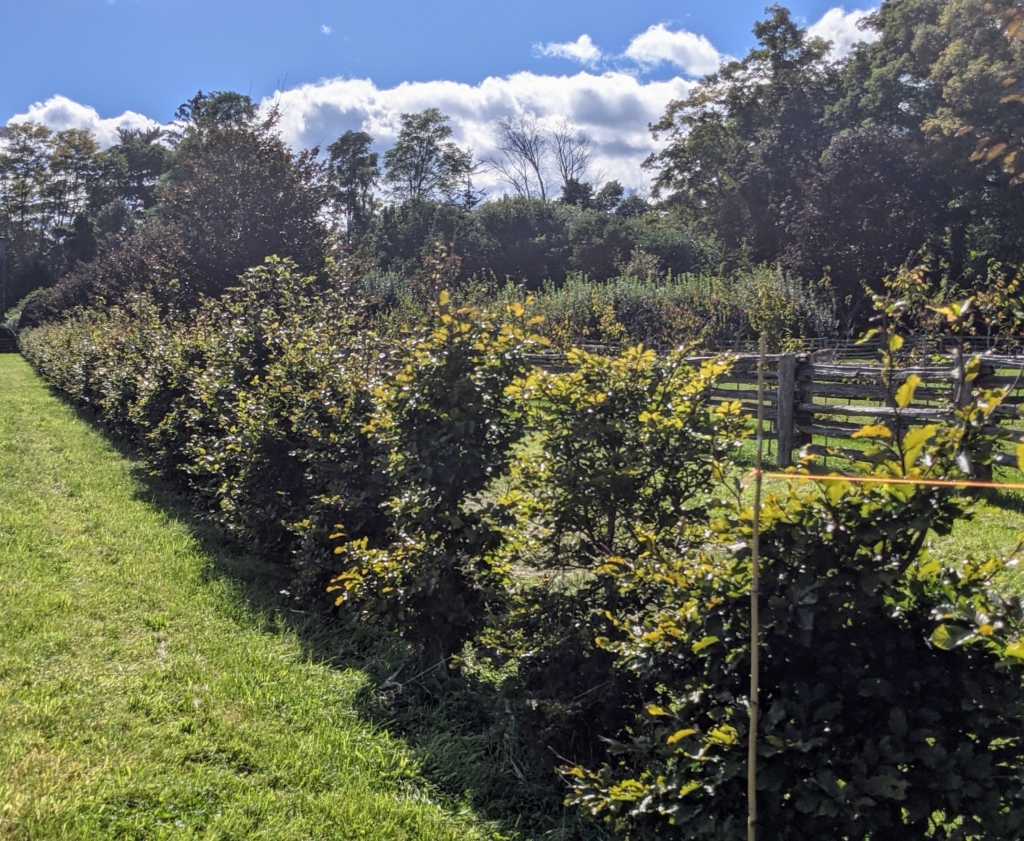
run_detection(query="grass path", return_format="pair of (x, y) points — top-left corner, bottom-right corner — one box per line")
(0, 354), (493, 840)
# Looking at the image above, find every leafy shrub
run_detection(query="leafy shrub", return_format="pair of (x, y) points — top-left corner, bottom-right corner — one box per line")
(22, 258), (389, 598)
(561, 374), (1024, 839)
(329, 296), (547, 660)
(482, 346), (745, 762)
(523, 267), (834, 351)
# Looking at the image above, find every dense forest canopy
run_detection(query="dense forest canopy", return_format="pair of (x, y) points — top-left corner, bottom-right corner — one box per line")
(3, 0), (1024, 333)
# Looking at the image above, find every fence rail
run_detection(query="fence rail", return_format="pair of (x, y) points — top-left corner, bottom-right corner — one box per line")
(526, 349), (1024, 471)
(716, 352), (1024, 469)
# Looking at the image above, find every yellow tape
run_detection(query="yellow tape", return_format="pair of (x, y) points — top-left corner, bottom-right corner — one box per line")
(754, 471), (1024, 491)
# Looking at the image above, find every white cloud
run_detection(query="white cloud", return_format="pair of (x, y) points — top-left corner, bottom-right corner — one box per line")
(321, 24), (333, 36)
(5, 72), (696, 195)
(534, 34), (602, 68)
(6, 95), (161, 147)
(624, 24), (723, 76)
(266, 71), (696, 194)
(807, 7), (879, 58)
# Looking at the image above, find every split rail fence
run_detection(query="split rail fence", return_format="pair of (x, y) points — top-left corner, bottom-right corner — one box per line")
(711, 352), (1024, 469)
(529, 349), (1024, 470)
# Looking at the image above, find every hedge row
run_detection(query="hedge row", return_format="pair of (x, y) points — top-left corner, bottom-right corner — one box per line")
(20, 259), (1024, 839)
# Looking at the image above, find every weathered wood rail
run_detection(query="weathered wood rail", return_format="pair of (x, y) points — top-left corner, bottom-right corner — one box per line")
(713, 353), (1024, 468)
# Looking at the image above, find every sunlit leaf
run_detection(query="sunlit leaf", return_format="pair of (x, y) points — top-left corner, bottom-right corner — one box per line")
(852, 424), (892, 439)
(1006, 640), (1024, 659)
(895, 375), (921, 409)
(708, 725), (738, 745)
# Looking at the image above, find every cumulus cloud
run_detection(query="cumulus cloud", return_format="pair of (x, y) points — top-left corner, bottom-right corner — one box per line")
(267, 71), (696, 193)
(807, 7), (879, 58)
(624, 24), (723, 76)
(534, 34), (603, 68)
(7, 95), (161, 147)
(6, 72), (696, 196)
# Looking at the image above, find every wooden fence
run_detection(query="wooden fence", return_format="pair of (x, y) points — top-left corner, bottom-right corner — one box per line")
(713, 353), (1024, 469)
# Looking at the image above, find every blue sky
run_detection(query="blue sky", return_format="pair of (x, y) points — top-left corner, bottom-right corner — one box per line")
(2, 1), (878, 191)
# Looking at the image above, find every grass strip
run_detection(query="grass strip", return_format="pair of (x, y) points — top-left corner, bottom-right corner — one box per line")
(0, 355), (494, 841)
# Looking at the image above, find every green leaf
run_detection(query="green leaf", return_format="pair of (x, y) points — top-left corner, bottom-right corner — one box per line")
(931, 623), (974, 650)
(895, 375), (921, 410)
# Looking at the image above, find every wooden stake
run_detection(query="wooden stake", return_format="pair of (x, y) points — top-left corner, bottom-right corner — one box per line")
(748, 334), (765, 841)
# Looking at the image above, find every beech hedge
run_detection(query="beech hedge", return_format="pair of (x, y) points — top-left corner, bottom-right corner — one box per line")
(19, 259), (1024, 840)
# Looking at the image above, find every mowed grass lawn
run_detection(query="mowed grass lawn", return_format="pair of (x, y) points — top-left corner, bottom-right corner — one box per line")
(0, 355), (494, 840)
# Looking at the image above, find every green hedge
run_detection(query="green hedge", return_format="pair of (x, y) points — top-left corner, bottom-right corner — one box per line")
(21, 258), (1024, 840)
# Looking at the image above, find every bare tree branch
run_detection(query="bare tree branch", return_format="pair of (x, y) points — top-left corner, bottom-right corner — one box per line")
(483, 115), (549, 200)
(550, 119), (595, 187)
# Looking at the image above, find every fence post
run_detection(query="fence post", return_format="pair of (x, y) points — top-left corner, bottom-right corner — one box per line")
(952, 346), (970, 412)
(776, 354), (797, 468)
(952, 345), (995, 480)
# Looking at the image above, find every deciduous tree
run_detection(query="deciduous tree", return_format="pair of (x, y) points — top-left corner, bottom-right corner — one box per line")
(382, 108), (474, 203)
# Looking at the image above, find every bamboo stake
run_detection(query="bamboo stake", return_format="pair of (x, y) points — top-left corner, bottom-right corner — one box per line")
(748, 334), (765, 841)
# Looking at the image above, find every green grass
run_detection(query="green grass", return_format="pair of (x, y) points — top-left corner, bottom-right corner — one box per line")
(0, 354), (500, 841)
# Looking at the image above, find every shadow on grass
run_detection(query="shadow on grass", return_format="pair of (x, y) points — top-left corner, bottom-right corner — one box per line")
(983, 486), (1024, 516)
(50, 388), (600, 841)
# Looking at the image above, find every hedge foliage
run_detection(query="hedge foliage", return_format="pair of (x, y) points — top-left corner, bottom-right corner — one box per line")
(21, 258), (386, 597)
(19, 261), (1024, 839)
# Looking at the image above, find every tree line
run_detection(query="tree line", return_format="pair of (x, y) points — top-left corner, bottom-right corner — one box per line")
(4, 0), (1024, 332)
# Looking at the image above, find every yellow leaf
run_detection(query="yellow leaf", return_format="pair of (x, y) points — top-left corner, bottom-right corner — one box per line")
(903, 425), (937, 452)
(667, 728), (697, 744)
(708, 725), (738, 745)
(851, 424), (892, 439)
(985, 142), (1009, 161)
(895, 374), (921, 409)
(823, 479), (853, 505)
(1005, 640), (1024, 659)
